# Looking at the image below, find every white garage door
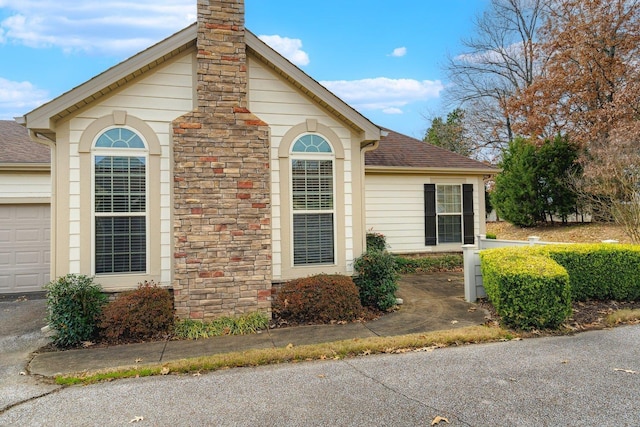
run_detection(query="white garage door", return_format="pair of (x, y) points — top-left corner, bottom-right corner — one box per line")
(0, 204), (50, 293)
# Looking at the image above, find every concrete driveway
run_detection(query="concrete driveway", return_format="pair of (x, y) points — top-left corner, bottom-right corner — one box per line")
(0, 294), (59, 412)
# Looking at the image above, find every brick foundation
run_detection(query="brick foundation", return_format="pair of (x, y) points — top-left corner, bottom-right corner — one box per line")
(172, 0), (272, 319)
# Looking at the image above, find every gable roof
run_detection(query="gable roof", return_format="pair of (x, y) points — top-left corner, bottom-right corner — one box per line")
(366, 128), (496, 174)
(22, 25), (380, 143)
(0, 120), (50, 166)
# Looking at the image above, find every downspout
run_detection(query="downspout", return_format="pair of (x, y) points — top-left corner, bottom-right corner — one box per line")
(359, 134), (382, 254)
(28, 130), (57, 282)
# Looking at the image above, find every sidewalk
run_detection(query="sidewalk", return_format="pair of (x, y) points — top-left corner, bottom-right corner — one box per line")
(29, 272), (486, 377)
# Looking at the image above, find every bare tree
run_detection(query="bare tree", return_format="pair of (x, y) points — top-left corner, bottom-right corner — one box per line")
(572, 122), (640, 243)
(444, 0), (549, 159)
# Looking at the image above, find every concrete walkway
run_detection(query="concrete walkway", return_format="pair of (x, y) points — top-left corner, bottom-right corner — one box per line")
(29, 272), (486, 377)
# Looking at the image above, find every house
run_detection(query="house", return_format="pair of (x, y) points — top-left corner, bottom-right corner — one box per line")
(19, 0), (494, 317)
(365, 129), (495, 254)
(0, 120), (51, 293)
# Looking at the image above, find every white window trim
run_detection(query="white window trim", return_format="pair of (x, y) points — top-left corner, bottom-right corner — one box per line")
(436, 184), (463, 244)
(91, 129), (150, 276)
(289, 137), (337, 267)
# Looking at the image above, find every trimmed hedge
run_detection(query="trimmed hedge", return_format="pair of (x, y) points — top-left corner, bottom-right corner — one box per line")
(535, 244), (640, 301)
(480, 248), (571, 330)
(99, 282), (175, 343)
(273, 274), (363, 323)
(393, 254), (463, 274)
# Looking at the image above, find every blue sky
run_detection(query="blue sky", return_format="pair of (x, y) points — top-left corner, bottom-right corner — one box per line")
(0, 0), (489, 138)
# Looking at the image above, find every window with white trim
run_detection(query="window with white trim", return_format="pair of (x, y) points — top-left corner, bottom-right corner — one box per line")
(436, 185), (462, 243)
(291, 134), (335, 265)
(93, 128), (147, 274)
(424, 183), (474, 245)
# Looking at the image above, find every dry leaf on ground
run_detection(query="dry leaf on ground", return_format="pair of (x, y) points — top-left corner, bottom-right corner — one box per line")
(614, 368), (638, 374)
(431, 415), (450, 425)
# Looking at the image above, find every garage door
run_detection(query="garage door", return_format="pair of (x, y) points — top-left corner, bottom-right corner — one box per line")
(0, 204), (50, 293)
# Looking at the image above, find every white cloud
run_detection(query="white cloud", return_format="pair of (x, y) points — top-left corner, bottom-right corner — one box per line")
(455, 42), (526, 64)
(0, 1), (196, 56)
(390, 47), (407, 57)
(320, 77), (443, 114)
(0, 77), (49, 119)
(258, 34), (310, 66)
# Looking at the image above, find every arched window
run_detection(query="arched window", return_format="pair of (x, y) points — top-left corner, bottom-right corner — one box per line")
(291, 134), (335, 265)
(93, 127), (147, 274)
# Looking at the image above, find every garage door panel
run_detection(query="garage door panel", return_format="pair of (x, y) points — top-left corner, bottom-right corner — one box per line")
(15, 228), (43, 242)
(15, 250), (42, 265)
(0, 204), (50, 293)
(15, 273), (45, 289)
(0, 275), (10, 291)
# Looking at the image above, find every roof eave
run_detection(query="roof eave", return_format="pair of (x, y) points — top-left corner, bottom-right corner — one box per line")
(23, 23), (198, 136)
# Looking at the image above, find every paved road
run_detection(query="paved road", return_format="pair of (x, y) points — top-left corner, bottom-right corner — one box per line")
(1, 324), (639, 426)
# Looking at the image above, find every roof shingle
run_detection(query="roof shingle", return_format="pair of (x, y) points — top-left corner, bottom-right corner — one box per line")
(0, 120), (50, 164)
(366, 128), (496, 172)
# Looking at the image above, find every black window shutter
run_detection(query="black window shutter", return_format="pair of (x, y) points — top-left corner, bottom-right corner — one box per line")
(424, 184), (437, 246)
(463, 184), (474, 245)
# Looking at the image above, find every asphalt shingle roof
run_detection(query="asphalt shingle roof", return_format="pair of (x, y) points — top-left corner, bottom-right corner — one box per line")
(0, 120), (50, 164)
(366, 128), (496, 172)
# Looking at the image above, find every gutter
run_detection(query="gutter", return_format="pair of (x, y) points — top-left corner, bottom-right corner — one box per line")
(364, 165), (499, 175)
(0, 163), (50, 172)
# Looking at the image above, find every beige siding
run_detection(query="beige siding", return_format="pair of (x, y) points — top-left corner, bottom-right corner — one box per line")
(248, 57), (357, 280)
(365, 173), (485, 253)
(0, 172), (50, 200)
(60, 50), (195, 289)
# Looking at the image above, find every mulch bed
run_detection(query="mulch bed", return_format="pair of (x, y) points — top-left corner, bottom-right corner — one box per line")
(479, 298), (640, 335)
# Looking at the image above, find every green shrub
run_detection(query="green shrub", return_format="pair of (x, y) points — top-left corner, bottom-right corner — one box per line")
(353, 250), (399, 311)
(44, 274), (107, 348)
(366, 231), (388, 252)
(485, 233), (497, 239)
(480, 248), (571, 330)
(174, 312), (269, 339)
(393, 254), (463, 274)
(273, 274), (363, 323)
(99, 281), (174, 343)
(536, 244), (640, 301)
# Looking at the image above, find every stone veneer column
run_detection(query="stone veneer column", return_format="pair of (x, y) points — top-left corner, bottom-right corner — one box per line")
(172, 0), (272, 319)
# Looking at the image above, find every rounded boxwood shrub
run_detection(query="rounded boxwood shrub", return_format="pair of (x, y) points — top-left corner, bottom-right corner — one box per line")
(44, 274), (107, 348)
(353, 250), (399, 311)
(273, 274), (363, 323)
(99, 281), (175, 343)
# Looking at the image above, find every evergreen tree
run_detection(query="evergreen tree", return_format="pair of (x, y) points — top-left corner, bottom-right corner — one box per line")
(492, 136), (580, 227)
(537, 135), (581, 223)
(492, 137), (544, 227)
(424, 109), (473, 157)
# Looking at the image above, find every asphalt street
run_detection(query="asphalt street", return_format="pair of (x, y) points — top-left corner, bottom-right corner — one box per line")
(1, 324), (639, 426)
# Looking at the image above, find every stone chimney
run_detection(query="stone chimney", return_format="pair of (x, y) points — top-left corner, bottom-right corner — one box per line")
(172, 0), (272, 319)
